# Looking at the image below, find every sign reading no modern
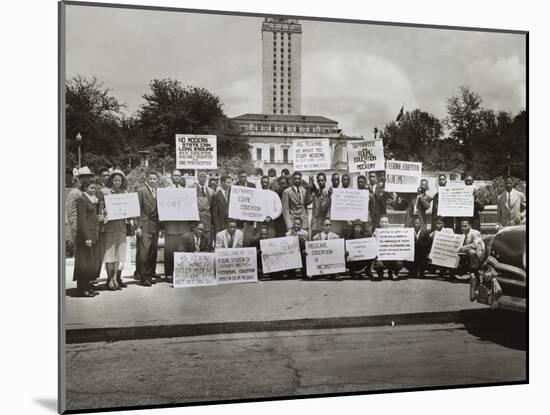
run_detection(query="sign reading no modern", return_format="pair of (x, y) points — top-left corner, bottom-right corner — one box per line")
(347, 139), (385, 173)
(293, 139), (331, 171)
(175, 134), (217, 169)
(385, 160), (422, 193)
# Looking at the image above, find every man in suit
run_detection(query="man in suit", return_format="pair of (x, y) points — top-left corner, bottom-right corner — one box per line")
(195, 171), (214, 249)
(273, 175), (290, 237)
(235, 170), (257, 245)
(496, 176), (526, 230)
(345, 219), (374, 279)
(373, 215), (403, 280)
(182, 222), (211, 252)
(285, 217), (310, 280)
(328, 173), (352, 236)
(246, 225), (271, 279)
(309, 173), (330, 238)
(356, 175), (377, 232)
(405, 216), (431, 278)
(282, 171), (311, 234)
(311, 219), (341, 281)
(66, 166), (94, 252)
(215, 218), (244, 248)
(162, 170), (191, 282)
(457, 218), (485, 277)
(431, 174), (456, 231)
(135, 170), (161, 287)
(211, 175), (232, 234)
(260, 175), (283, 237)
(368, 173), (395, 229)
(464, 174), (485, 231)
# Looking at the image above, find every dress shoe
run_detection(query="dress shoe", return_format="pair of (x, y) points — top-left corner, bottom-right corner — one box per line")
(77, 290), (95, 298)
(141, 279), (152, 287)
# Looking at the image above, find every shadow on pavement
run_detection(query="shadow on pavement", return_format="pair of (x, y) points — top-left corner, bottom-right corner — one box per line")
(462, 309), (527, 351)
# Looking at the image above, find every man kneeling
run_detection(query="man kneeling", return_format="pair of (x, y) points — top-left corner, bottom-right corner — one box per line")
(456, 218), (485, 280)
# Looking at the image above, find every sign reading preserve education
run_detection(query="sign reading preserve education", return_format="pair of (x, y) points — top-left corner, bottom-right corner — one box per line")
(215, 247), (258, 284)
(329, 188), (370, 221)
(305, 239), (346, 277)
(156, 187), (199, 221)
(260, 236), (302, 274)
(175, 134), (217, 169)
(293, 139), (331, 171)
(173, 252), (217, 287)
(104, 192), (140, 221)
(385, 160), (422, 193)
(347, 139), (385, 173)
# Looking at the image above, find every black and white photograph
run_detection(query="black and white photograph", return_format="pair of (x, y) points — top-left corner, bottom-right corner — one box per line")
(58, 1), (527, 413)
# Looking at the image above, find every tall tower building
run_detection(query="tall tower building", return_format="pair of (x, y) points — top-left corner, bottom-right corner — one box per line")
(261, 17), (302, 115)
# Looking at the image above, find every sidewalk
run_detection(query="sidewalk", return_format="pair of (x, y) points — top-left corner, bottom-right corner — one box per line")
(64, 261), (488, 343)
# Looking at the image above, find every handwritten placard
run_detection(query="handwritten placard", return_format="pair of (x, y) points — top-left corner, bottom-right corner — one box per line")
(293, 139), (331, 171)
(375, 228), (415, 261)
(438, 185), (474, 217)
(173, 252), (217, 287)
(429, 231), (465, 269)
(260, 236), (302, 273)
(228, 186), (269, 222)
(176, 134), (217, 169)
(215, 247), (258, 284)
(104, 192), (140, 221)
(345, 237), (378, 261)
(157, 187), (199, 221)
(347, 139), (385, 173)
(305, 239), (346, 276)
(330, 188), (369, 222)
(385, 160), (422, 193)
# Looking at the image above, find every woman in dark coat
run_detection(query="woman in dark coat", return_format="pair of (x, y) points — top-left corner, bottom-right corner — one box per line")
(73, 178), (103, 297)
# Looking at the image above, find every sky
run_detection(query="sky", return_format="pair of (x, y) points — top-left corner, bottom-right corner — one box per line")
(65, 4), (526, 137)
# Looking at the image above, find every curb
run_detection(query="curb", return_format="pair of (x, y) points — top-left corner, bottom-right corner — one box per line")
(66, 308), (490, 344)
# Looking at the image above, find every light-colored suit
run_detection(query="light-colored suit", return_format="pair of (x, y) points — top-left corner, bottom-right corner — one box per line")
(312, 231), (340, 241)
(282, 185), (311, 231)
(496, 188), (526, 228)
(459, 229), (485, 260)
(215, 229), (244, 249)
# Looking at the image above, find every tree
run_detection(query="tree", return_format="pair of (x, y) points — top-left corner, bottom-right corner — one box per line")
(65, 76), (127, 173)
(137, 79), (250, 165)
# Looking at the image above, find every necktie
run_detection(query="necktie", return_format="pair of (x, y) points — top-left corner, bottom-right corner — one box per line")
(507, 192), (511, 210)
(195, 237), (200, 252)
(296, 186), (300, 197)
(201, 186), (206, 197)
(228, 232), (234, 248)
(413, 197), (419, 215)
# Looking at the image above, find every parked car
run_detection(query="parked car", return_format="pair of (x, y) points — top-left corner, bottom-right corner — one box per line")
(469, 225), (526, 312)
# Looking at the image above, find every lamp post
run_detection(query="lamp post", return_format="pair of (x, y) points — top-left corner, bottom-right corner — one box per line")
(75, 132), (82, 168)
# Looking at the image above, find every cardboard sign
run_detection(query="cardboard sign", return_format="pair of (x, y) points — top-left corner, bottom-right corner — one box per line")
(305, 239), (346, 276)
(345, 238), (378, 261)
(260, 236), (302, 273)
(385, 160), (422, 193)
(437, 185), (474, 217)
(228, 186), (269, 222)
(347, 139), (385, 173)
(215, 247), (258, 284)
(157, 187), (199, 221)
(173, 252), (217, 287)
(375, 228), (415, 261)
(293, 139), (331, 171)
(104, 192), (140, 221)
(329, 188), (370, 222)
(429, 231), (465, 269)
(175, 134), (217, 169)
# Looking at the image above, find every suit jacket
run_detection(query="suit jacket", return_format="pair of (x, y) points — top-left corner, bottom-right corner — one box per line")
(76, 195), (99, 244)
(136, 185), (159, 234)
(312, 231), (340, 241)
(181, 231), (210, 252)
(310, 188), (330, 232)
(413, 227), (431, 254)
(496, 188), (526, 227)
(460, 229), (485, 259)
(66, 187), (82, 239)
(370, 188), (395, 227)
(195, 184), (213, 231)
(431, 192), (455, 230)
(404, 193), (432, 227)
(215, 229), (244, 248)
(211, 188), (231, 233)
(282, 185), (311, 231)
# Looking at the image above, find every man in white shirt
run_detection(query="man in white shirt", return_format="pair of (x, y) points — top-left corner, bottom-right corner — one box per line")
(496, 176), (526, 230)
(457, 218), (485, 277)
(215, 219), (244, 249)
(260, 175), (282, 238)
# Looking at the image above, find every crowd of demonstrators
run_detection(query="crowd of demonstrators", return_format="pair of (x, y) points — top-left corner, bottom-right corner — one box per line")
(67, 165), (527, 297)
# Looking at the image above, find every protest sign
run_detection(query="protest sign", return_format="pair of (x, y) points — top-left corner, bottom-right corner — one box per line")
(175, 134), (217, 169)
(375, 228), (415, 261)
(260, 236), (302, 273)
(345, 238), (378, 261)
(156, 187), (199, 221)
(183, 176), (196, 188)
(329, 188), (369, 221)
(104, 192), (140, 221)
(173, 252), (217, 287)
(216, 247), (258, 284)
(347, 139), (385, 173)
(293, 139), (331, 171)
(305, 239), (346, 276)
(385, 160), (422, 193)
(437, 185), (474, 217)
(429, 231), (465, 268)
(228, 186), (269, 222)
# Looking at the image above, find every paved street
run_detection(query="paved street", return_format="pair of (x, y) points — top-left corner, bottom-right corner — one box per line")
(65, 317), (526, 412)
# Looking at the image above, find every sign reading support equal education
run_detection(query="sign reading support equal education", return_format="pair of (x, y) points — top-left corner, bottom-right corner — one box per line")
(375, 228), (415, 261)
(104, 192), (140, 221)
(305, 239), (346, 276)
(215, 247), (258, 284)
(228, 186), (269, 222)
(175, 134), (217, 169)
(293, 139), (331, 171)
(345, 238), (378, 261)
(385, 160), (422, 193)
(173, 252), (217, 287)
(347, 139), (385, 173)
(437, 184), (474, 217)
(329, 188), (370, 222)
(157, 187), (199, 221)
(429, 231), (465, 269)
(260, 236), (302, 274)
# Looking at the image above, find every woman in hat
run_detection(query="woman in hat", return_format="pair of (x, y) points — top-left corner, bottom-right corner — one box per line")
(74, 177), (103, 297)
(99, 170), (130, 290)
